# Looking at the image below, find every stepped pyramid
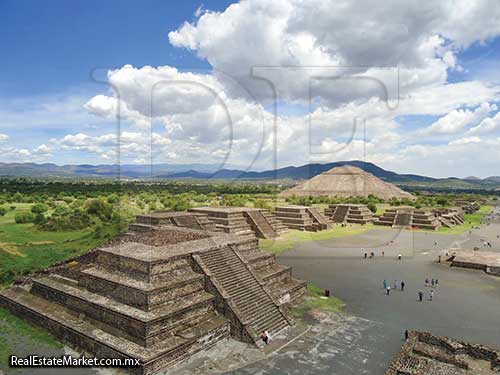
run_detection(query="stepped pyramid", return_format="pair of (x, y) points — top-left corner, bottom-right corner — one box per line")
(189, 207), (287, 239)
(0, 218), (305, 374)
(280, 166), (414, 200)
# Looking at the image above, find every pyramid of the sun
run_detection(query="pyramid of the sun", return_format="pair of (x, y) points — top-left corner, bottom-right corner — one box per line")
(280, 166), (414, 200)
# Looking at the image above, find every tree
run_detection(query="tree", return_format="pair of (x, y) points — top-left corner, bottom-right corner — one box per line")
(367, 202), (377, 213)
(31, 203), (49, 215)
(0, 206), (7, 216)
(84, 198), (112, 220)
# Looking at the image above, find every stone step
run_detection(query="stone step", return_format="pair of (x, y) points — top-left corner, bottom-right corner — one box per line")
(96, 248), (192, 283)
(198, 246), (289, 343)
(31, 275), (217, 347)
(252, 312), (286, 333)
(237, 299), (276, 316)
(258, 264), (292, 284)
(79, 267), (205, 310)
(268, 278), (308, 305)
(0, 287), (230, 375)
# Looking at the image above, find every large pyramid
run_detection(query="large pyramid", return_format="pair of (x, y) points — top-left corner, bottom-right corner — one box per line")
(280, 165), (414, 200)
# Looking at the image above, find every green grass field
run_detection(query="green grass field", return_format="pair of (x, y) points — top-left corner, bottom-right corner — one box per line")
(0, 203), (108, 287)
(260, 224), (373, 254)
(291, 283), (345, 318)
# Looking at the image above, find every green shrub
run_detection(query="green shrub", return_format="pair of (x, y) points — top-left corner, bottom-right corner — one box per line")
(15, 211), (35, 223)
(367, 202), (377, 213)
(0, 206), (7, 216)
(31, 203), (49, 215)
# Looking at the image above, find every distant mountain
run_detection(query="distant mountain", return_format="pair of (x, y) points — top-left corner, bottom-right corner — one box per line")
(165, 160), (438, 182)
(484, 176), (500, 183)
(0, 161), (499, 190)
(0, 162), (240, 178)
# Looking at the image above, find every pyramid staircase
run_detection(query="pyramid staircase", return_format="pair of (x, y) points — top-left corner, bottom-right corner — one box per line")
(245, 210), (278, 239)
(195, 245), (290, 344)
(393, 211), (412, 228)
(306, 207), (329, 230)
(260, 210), (288, 234)
(233, 239), (307, 305)
(332, 205), (349, 223)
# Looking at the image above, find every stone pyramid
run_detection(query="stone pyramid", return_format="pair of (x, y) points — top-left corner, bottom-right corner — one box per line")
(280, 165), (414, 200)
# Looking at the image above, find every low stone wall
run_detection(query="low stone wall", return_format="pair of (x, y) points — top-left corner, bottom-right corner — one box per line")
(385, 331), (500, 374)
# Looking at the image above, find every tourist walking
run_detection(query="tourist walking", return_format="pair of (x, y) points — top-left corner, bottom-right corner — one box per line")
(404, 330), (409, 341)
(425, 278), (429, 287)
(429, 290), (434, 301)
(261, 331), (269, 345)
(383, 279), (387, 289)
(418, 290), (424, 302)
(401, 281), (405, 291)
(386, 286), (391, 295)
(435, 279), (439, 286)
(364, 252), (367, 259)
(431, 279), (435, 287)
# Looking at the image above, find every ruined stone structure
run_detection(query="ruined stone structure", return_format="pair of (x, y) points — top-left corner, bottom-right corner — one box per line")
(189, 207), (287, 240)
(446, 251), (500, 277)
(455, 199), (480, 214)
(274, 205), (330, 231)
(0, 222), (306, 374)
(136, 211), (216, 232)
(324, 204), (374, 224)
(375, 207), (441, 230)
(386, 331), (500, 375)
(279, 165), (415, 200)
(432, 208), (465, 228)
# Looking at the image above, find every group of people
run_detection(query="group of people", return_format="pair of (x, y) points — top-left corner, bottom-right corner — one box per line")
(418, 277), (438, 302)
(383, 277), (439, 301)
(383, 279), (405, 295)
(364, 251), (402, 260)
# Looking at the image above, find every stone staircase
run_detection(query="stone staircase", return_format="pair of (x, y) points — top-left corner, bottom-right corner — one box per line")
(332, 205), (349, 223)
(394, 211), (412, 228)
(196, 246), (290, 343)
(232, 239), (307, 305)
(306, 207), (329, 230)
(260, 210), (288, 234)
(245, 210), (278, 239)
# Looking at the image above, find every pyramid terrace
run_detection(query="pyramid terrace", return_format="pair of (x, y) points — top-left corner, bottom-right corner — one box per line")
(374, 207), (442, 230)
(189, 206), (287, 239)
(324, 204), (374, 224)
(274, 205), (330, 231)
(0, 217), (306, 374)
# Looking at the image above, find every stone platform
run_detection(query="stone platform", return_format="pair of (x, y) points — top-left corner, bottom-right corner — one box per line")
(433, 208), (465, 228)
(189, 207), (287, 239)
(446, 251), (500, 276)
(274, 205), (329, 232)
(135, 211), (216, 232)
(386, 331), (500, 375)
(0, 220), (305, 374)
(375, 207), (441, 230)
(324, 204), (374, 224)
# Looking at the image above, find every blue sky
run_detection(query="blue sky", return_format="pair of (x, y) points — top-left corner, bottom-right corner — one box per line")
(1, 0), (500, 177)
